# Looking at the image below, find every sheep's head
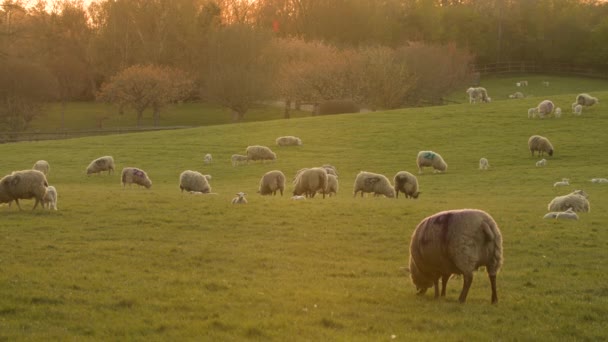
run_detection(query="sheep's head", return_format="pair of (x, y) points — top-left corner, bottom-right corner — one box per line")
(411, 192), (421, 199)
(548, 149), (554, 156)
(409, 259), (432, 294)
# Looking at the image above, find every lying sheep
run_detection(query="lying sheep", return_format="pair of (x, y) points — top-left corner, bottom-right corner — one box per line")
(33, 160), (50, 176)
(417, 151), (448, 174)
(293, 167), (328, 198)
(231, 192), (247, 204)
(466, 87), (490, 104)
(86, 156), (115, 175)
(246, 145), (277, 162)
(179, 170), (211, 194)
(535, 100), (555, 118)
(231, 154), (248, 166)
(573, 104), (583, 116)
(508, 92), (524, 99)
(556, 208), (579, 220)
(590, 178), (608, 183)
(318, 174), (338, 197)
(204, 153), (212, 164)
(121, 167), (152, 189)
(553, 178), (569, 187)
(536, 159), (547, 167)
(353, 171), (395, 198)
(0, 170), (48, 210)
(409, 209), (503, 304)
(258, 170), (286, 196)
(576, 93), (599, 107)
(479, 158), (490, 170)
(393, 171), (420, 199)
(528, 135), (554, 157)
(276, 136), (302, 146)
(543, 212), (559, 219)
(548, 190), (590, 212)
(42, 185), (57, 210)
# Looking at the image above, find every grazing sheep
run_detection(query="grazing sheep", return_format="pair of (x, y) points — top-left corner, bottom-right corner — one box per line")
(553, 178), (569, 187)
(322, 165), (338, 177)
(246, 145), (277, 163)
(536, 159), (547, 167)
(42, 185), (57, 210)
(528, 107), (538, 119)
(276, 136), (302, 146)
(258, 170), (286, 196)
(86, 156), (115, 175)
(573, 104), (583, 116)
(231, 154), (248, 166)
(556, 208), (579, 220)
(417, 151), (448, 174)
(0, 170), (48, 210)
(466, 87), (490, 104)
(479, 158), (490, 170)
(318, 174), (339, 197)
(576, 93), (599, 107)
(590, 178), (608, 183)
(535, 100), (555, 118)
(179, 170), (211, 194)
(393, 171), (420, 199)
(409, 209), (503, 304)
(121, 167), (152, 189)
(528, 135), (554, 157)
(32, 160), (50, 176)
(204, 153), (212, 164)
(547, 190), (590, 212)
(353, 171), (395, 198)
(293, 167), (328, 198)
(231, 192), (248, 204)
(508, 92), (524, 99)
(554, 107), (562, 118)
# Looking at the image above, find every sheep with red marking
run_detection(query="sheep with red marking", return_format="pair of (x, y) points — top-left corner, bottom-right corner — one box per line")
(121, 167), (152, 189)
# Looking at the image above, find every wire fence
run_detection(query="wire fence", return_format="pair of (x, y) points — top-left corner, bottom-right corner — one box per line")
(472, 61), (608, 79)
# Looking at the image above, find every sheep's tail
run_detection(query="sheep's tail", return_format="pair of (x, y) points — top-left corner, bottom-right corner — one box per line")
(482, 219), (503, 274)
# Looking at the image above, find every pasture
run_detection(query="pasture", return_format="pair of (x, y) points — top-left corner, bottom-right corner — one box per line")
(1, 85), (608, 340)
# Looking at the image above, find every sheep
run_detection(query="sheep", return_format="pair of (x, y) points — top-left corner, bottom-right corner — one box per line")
(521, 80), (528, 86)
(536, 159), (547, 167)
(590, 178), (608, 183)
(204, 153), (212, 164)
(527, 107), (538, 119)
(528, 135), (554, 157)
(543, 212), (559, 219)
(554, 107), (562, 118)
(318, 174), (339, 197)
(408, 209), (503, 304)
(231, 154), (248, 166)
(393, 171), (420, 199)
(353, 171), (395, 198)
(86, 156), (115, 175)
(231, 192), (248, 204)
(466, 87), (490, 104)
(0, 170), (48, 210)
(417, 151), (448, 174)
(576, 93), (599, 107)
(293, 167), (328, 198)
(42, 185), (57, 210)
(179, 170), (211, 194)
(556, 208), (579, 220)
(508, 92), (524, 99)
(535, 100), (555, 118)
(547, 190), (590, 212)
(121, 167), (152, 189)
(32, 160), (50, 176)
(246, 145), (277, 163)
(258, 170), (286, 196)
(322, 164), (338, 177)
(479, 158), (490, 170)
(573, 104), (583, 116)
(542, 81), (550, 87)
(276, 136), (302, 146)
(553, 178), (569, 187)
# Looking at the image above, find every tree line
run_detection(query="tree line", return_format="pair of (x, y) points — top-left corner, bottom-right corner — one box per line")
(1, 0), (607, 129)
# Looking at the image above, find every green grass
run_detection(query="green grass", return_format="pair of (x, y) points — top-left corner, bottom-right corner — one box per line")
(1, 79), (608, 340)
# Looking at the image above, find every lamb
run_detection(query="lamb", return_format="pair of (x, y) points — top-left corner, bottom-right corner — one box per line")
(32, 160), (50, 175)
(258, 170), (286, 196)
(535, 100), (555, 118)
(547, 190), (590, 212)
(246, 145), (277, 162)
(556, 208), (579, 220)
(543, 212), (559, 219)
(42, 185), (58, 210)
(528, 135), (554, 157)
(536, 159), (547, 167)
(231, 154), (248, 166)
(179, 170), (211, 194)
(231, 192), (248, 204)
(121, 167), (152, 189)
(353, 171), (395, 198)
(573, 104), (583, 116)
(293, 167), (328, 198)
(542, 81), (550, 87)
(276, 136), (302, 146)
(86, 156), (115, 175)
(204, 153), (212, 164)
(553, 178), (569, 187)
(318, 174), (338, 197)
(393, 171), (420, 199)
(508, 92), (524, 99)
(416, 151), (448, 174)
(576, 93), (599, 107)
(590, 178), (608, 183)
(466, 87), (490, 104)
(479, 158), (490, 170)
(554, 107), (562, 118)
(408, 209), (503, 304)
(527, 107), (538, 119)
(0, 170), (48, 210)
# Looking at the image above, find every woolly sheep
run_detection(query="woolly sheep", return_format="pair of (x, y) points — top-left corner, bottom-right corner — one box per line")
(508, 92), (524, 99)
(353, 171), (395, 198)
(231, 192), (248, 204)
(479, 158), (490, 170)
(536, 159), (547, 167)
(556, 208), (579, 220)
(535, 100), (555, 118)
(0, 170), (48, 210)
(576, 93), (599, 107)
(258, 170), (286, 196)
(318, 174), (338, 197)
(42, 185), (57, 210)
(417, 151), (448, 174)
(276, 136), (302, 146)
(204, 153), (212, 164)
(121, 167), (152, 189)
(393, 171), (420, 199)
(86, 156), (115, 175)
(573, 104), (583, 116)
(553, 178), (569, 187)
(322, 164), (338, 177)
(293, 167), (328, 198)
(527, 107), (538, 119)
(231, 154), (248, 166)
(590, 178), (608, 183)
(409, 209), (503, 304)
(528, 135), (554, 157)
(32, 160), (50, 176)
(547, 190), (590, 212)
(246, 145), (277, 162)
(554, 107), (562, 118)
(466, 87), (490, 104)
(179, 170), (211, 194)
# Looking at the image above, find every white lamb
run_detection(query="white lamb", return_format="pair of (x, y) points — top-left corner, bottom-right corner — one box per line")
(536, 159), (547, 167)
(556, 208), (579, 220)
(554, 107), (562, 118)
(528, 107), (538, 119)
(204, 153), (212, 164)
(231, 154), (248, 166)
(573, 104), (583, 116)
(590, 178), (608, 183)
(42, 185), (58, 210)
(553, 178), (569, 187)
(479, 158), (490, 170)
(231, 192), (248, 204)
(466, 87), (490, 104)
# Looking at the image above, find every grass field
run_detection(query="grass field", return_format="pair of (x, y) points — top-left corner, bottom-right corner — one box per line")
(1, 77), (608, 340)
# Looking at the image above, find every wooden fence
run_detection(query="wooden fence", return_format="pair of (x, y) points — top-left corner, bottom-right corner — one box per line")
(473, 61), (608, 79)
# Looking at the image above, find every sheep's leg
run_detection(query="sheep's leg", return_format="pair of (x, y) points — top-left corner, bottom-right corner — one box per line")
(489, 274), (498, 304)
(458, 272), (473, 303)
(32, 198), (40, 210)
(441, 274), (450, 297)
(14, 199), (22, 211)
(433, 278), (440, 298)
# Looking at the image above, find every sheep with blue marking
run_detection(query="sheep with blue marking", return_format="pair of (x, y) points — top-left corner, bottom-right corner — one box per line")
(417, 151), (448, 174)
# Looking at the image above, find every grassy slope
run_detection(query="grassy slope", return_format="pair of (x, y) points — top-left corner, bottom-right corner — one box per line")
(1, 84), (608, 340)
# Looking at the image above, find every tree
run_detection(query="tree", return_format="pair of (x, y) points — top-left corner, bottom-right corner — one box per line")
(96, 64), (194, 127)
